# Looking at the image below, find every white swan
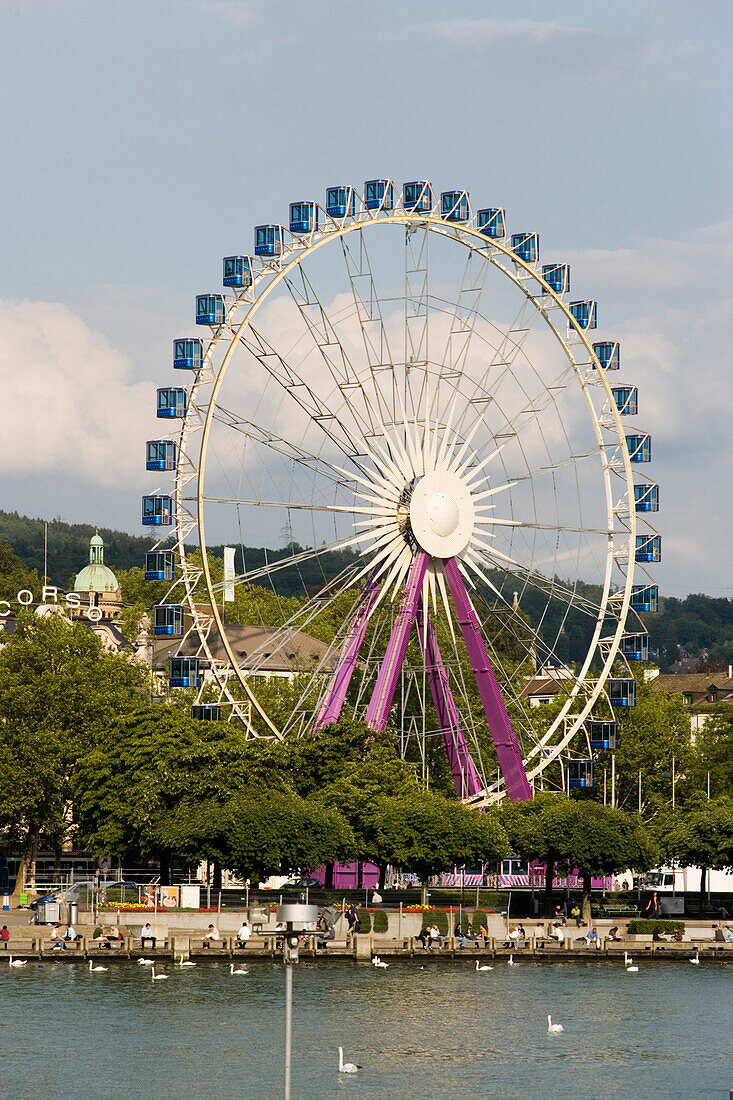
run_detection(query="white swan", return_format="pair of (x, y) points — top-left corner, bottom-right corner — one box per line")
(338, 1047), (361, 1074)
(137, 958), (154, 966)
(690, 950), (700, 964)
(507, 954), (519, 966)
(547, 1014), (564, 1034)
(89, 960), (108, 972)
(623, 951), (639, 972)
(151, 966), (168, 981)
(178, 954), (196, 967)
(475, 960), (493, 971)
(230, 963), (248, 975)
(373, 957), (388, 968)
(8, 955), (27, 968)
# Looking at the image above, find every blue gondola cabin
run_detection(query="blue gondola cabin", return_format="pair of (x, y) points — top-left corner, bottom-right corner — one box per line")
(589, 720), (618, 751)
(440, 190), (469, 222)
(620, 633), (650, 661)
(569, 300), (597, 330)
(364, 179), (395, 210)
(145, 551), (174, 582)
(634, 483), (659, 512)
(568, 759), (594, 788)
(173, 338), (203, 370)
(142, 495), (173, 526)
(170, 656), (200, 688)
(157, 388), (187, 419)
(154, 604), (184, 636)
(196, 294), (225, 325)
(511, 233), (539, 263)
(612, 386), (638, 415)
(402, 181), (434, 213)
(592, 341), (620, 370)
(289, 202), (319, 234)
(192, 704), (221, 721)
(626, 433), (651, 463)
(146, 440), (176, 472)
(636, 534), (661, 562)
(325, 186), (355, 218)
(609, 678), (637, 707)
(223, 256), (252, 289)
(542, 264), (570, 294)
(254, 225), (284, 257)
(631, 584), (659, 613)
(476, 208), (506, 239)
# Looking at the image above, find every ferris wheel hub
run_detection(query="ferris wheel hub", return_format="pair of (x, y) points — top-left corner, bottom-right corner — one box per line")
(427, 492), (460, 537)
(409, 470), (475, 558)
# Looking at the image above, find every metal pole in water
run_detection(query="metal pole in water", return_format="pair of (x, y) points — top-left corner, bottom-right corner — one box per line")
(284, 960), (293, 1100)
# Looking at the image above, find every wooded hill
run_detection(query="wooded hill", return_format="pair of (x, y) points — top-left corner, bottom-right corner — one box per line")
(1, 509), (730, 669)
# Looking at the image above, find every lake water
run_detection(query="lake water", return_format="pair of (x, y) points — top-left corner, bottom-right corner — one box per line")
(2, 958), (731, 1098)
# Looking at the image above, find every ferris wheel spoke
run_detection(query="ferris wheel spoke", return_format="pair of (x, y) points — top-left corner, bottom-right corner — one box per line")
(282, 265), (384, 440)
(194, 496), (372, 516)
(469, 544), (605, 619)
(482, 518), (613, 536)
(235, 320), (370, 467)
(206, 534), (363, 595)
(340, 228), (401, 429)
(451, 293), (540, 439)
(210, 405), (360, 485)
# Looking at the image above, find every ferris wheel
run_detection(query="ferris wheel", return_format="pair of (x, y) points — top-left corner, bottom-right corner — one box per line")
(142, 178), (660, 805)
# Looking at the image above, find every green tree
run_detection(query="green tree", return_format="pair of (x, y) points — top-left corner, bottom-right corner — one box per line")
(659, 797), (733, 916)
(226, 790), (356, 883)
(0, 613), (149, 893)
(685, 708), (733, 801)
(375, 791), (509, 905)
(609, 677), (692, 812)
(315, 742), (421, 887)
(74, 706), (293, 879)
(502, 796), (657, 921)
(0, 541), (42, 601)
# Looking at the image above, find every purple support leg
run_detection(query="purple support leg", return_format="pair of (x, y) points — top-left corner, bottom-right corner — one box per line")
(312, 574), (381, 733)
(443, 557), (532, 802)
(416, 603), (483, 799)
(365, 550), (429, 731)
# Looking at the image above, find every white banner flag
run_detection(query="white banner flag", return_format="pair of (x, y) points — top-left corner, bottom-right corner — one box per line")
(223, 546), (236, 602)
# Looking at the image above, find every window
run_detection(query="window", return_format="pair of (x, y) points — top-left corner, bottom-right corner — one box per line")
(683, 694), (692, 705)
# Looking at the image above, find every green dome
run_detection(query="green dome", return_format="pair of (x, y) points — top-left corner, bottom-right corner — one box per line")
(74, 563), (120, 594)
(73, 532), (119, 593)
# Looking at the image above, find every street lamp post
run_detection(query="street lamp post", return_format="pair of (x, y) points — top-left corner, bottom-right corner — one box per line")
(276, 903), (318, 1100)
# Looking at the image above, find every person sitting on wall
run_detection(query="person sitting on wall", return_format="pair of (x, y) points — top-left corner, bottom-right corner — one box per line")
(140, 922), (156, 949)
(607, 925), (621, 942)
(203, 924), (220, 948)
(0, 925), (9, 950)
(235, 921), (251, 949)
(454, 922), (466, 948)
(416, 927), (431, 951)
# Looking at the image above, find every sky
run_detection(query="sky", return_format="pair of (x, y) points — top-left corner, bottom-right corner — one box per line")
(0, 0), (730, 596)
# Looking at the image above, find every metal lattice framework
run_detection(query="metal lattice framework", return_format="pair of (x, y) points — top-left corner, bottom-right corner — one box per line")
(145, 180), (659, 804)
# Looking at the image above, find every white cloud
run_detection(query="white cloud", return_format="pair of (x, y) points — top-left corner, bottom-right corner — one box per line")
(562, 219), (733, 593)
(194, 0), (301, 31)
(0, 299), (151, 488)
(383, 17), (695, 91)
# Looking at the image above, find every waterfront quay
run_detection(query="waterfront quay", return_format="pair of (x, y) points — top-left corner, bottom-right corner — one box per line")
(4, 916), (731, 965)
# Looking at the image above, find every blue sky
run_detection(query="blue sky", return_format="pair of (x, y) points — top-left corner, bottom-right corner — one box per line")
(0, 0), (730, 594)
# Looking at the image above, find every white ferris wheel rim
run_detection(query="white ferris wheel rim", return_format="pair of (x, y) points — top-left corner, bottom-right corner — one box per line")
(171, 206), (639, 802)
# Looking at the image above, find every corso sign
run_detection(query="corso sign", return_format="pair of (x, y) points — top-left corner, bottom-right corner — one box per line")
(0, 587), (103, 622)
